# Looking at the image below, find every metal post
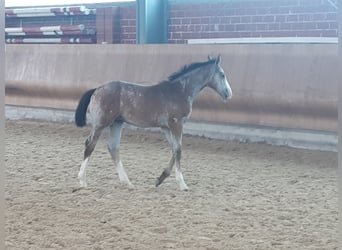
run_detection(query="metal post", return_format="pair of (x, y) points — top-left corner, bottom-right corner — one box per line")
(136, 0), (168, 44)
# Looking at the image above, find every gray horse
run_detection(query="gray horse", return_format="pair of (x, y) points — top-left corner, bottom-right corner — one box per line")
(75, 55), (232, 191)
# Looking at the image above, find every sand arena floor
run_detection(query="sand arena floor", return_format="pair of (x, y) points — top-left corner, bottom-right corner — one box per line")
(5, 120), (338, 249)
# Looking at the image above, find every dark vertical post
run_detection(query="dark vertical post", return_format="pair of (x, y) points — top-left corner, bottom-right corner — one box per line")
(96, 7), (119, 44)
(96, 7), (106, 44)
(0, 0), (4, 248)
(136, 0), (168, 44)
(338, 1), (342, 248)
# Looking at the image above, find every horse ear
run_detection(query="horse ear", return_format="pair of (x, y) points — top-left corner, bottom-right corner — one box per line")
(208, 55), (213, 61)
(216, 55), (221, 64)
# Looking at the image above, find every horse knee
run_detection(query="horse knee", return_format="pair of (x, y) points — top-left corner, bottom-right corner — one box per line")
(84, 142), (97, 158)
(107, 143), (118, 152)
(175, 148), (181, 160)
(85, 138), (90, 147)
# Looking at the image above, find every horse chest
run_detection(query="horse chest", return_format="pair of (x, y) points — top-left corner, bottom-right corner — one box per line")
(166, 97), (192, 122)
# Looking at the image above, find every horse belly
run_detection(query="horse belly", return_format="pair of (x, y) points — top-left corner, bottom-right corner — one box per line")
(122, 107), (166, 128)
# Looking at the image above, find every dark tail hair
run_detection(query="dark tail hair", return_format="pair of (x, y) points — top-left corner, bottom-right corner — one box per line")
(75, 88), (96, 127)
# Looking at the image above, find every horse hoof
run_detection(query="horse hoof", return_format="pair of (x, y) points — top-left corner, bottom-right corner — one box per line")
(72, 187), (83, 193)
(180, 185), (189, 191)
(79, 180), (87, 188)
(155, 178), (162, 187)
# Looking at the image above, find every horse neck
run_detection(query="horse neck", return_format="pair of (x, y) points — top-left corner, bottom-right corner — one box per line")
(182, 66), (213, 101)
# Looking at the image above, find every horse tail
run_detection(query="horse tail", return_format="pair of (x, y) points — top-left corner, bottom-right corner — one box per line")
(75, 88), (96, 127)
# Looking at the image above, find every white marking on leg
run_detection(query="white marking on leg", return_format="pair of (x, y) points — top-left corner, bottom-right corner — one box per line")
(78, 158), (89, 188)
(117, 161), (134, 189)
(175, 167), (189, 191)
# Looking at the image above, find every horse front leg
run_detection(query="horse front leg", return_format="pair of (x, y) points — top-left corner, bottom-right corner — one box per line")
(174, 145), (189, 191)
(156, 152), (175, 187)
(157, 124), (189, 191)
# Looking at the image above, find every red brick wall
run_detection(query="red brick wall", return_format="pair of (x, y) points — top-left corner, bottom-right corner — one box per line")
(5, 0), (337, 44)
(168, 0), (338, 44)
(119, 6), (136, 44)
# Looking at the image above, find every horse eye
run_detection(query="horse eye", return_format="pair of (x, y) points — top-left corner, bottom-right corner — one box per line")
(220, 72), (225, 78)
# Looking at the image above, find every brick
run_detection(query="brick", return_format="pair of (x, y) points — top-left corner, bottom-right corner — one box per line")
(287, 15), (298, 22)
(298, 14), (313, 21)
(214, 32), (239, 38)
(263, 15), (275, 22)
(122, 26), (135, 33)
(241, 16), (251, 23)
(237, 31), (252, 38)
(209, 16), (220, 24)
(256, 8), (271, 15)
(185, 10), (202, 18)
(250, 32), (261, 38)
(316, 22), (330, 29)
(120, 7), (135, 19)
(234, 8), (246, 15)
(120, 20), (129, 26)
(169, 11), (176, 18)
(224, 24), (235, 32)
(181, 18), (191, 25)
(238, 1), (259, 8)
(300, 30), (322, 37)
(190, 18), (201, 25)
(259, 30), (296, 37)
(235, 24), (246, 31)
(220, 16), (230, 24)
(170, 11), (184, 18)
(329, 22), (337, 29)
(268, 23), (280, 31)
(244, 8), (257, 16)
(326, 12), (337, 21)
(187, 25), (195, 32)
(187, 32), (201, 39)
(314, 13), (328, 21)
(200, 32), (212, 39)
(247, 24), (257, 31)
(275, 15), (286, 23)
(171, 32), (182, 39)
(221, 8), (235, 16)
(252, 16), (263, 23)
(231, 17), (241, 24)
(299, 0), (322, 6)
(129, 20), (136, 26)
(169, 26), (177, 33)
(278, 7), (292, 14)
(202, 24), (210, 32)
(304, 22), (317, 29)
(201, 17), (210, 24)
(170, 18), (181, 25)
(256, 24), (267, 31)
(321, 30), (337, 36)
(291, 23), (305, 30)
(186, 4), (202, 11)
(269, 7), (282, 15)
(96, 7), (106, 44)
(280, 23), (292, 30)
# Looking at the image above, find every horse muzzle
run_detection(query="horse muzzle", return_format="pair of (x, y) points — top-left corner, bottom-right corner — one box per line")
(222, 89), (232, 101)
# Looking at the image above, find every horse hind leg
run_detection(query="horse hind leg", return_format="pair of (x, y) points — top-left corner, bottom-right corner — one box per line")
(78, 126), (103, 187)
(108, 121), (134, 189)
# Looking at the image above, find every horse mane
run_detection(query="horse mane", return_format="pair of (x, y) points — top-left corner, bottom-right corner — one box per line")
(167, 58), (216, 82)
